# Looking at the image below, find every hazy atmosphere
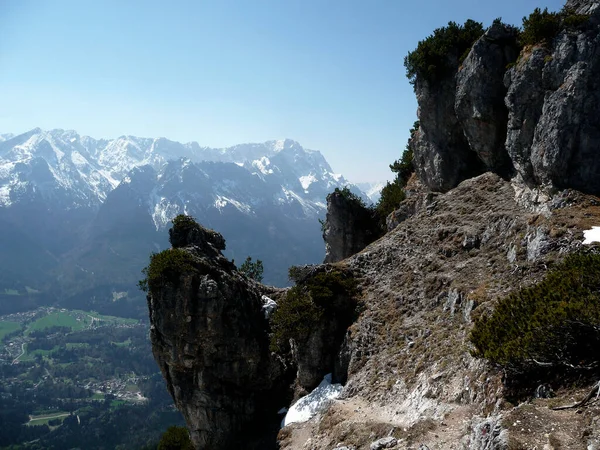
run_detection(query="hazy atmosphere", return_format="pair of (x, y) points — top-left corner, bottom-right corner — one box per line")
(1, 0), (563, 182)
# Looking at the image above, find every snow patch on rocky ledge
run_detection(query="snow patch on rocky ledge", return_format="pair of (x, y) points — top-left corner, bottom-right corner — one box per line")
(583, 226), (600, 244)
(282, 373), (342, 427)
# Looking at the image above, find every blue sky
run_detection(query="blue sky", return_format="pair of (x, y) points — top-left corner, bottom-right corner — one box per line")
(0, 0), (564, 182)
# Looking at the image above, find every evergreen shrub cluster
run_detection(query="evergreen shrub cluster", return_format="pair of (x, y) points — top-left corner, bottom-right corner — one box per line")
(520, 8), (562, 46)
(270, 268), (358, 352)
(404, 19), (485, 85)
(470, 253), (600, 379)
(169, 214), (201, 248)
(138, 249), (197, 293)
(158, 425), (193, 450)
(375, 121), (419, 220)
(520, 7), (590, 47)
(239, 256), (264, 282)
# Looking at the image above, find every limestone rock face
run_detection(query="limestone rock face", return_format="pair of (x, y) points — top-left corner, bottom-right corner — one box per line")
(412, 2), (600, 195)
(147, 225), (288, 449)
(413, 74), (484, 193)
(526, 22), (600, 192)
(323, 190), (382, 263)
(456, 23), (519, 174)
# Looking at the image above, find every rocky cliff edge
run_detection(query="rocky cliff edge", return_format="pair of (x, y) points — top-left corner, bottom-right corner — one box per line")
(414, 0), (600, 195)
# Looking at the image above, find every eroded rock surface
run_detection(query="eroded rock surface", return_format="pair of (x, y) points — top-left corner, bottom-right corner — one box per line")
(413, 1), (600, 195)
(278, 173), (600, 450)
(456, 23), (519, 174)
(323, 190), (382, 263)
(147, 226), (289, 449)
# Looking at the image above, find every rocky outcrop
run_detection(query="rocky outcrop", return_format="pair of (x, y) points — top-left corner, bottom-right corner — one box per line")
(518, 17), (600, 192)
(455, 22), (519, 174)
(413, 67), (484, 193)
(412, 1), (600, 195)
(323, 190), (382, 263)
(147, 225), (290, 449)
(279, 173), (600, 450)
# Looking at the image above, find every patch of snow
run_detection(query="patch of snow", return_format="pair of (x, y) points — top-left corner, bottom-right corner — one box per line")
(252, 156), (273, 175)
(70, 150), (89, 168)
(0, 185), (11, 206)
(214, 195), (253, 215)
(149, 193), (180, 230)
(282, 373), (342, 427)
(261, 295), (277, 319)
(583, 226), (600, 244)
(299, 174), (317, 190)
(214, 196), (227, 209)
(356, 181), (386, 203)
(272, 140), (286, 152)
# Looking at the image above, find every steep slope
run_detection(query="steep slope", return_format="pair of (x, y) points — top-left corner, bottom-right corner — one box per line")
(148, 173), (600, 449)
(280, 173), (599, 449)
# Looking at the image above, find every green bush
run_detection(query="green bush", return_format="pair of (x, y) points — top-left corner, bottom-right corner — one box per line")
(376, 121), (418, 220)
(169, 214), (201, 248)
(389, 121), (419, 187)
(334, 186), (368, 208)
(239, 256), (264, 282)
(270, 269), (358, 352)
(138, 249), (197, 293)
(158, 426), (193, 450)
(520, 8), (561, 47)
(404, 20), (484, 85)
(470, 253), (600, 378)
(562, 9), (590, 29)
(376, 180), (406, 221)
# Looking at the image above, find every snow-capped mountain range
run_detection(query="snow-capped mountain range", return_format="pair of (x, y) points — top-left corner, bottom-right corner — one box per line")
(0, 128), (353, 223)
(0, 128), (362, 303)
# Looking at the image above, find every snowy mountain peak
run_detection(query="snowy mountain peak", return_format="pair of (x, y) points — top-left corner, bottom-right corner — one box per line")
(0, 128), (362, 215)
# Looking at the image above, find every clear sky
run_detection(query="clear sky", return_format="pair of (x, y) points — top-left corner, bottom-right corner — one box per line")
(0, 0), (564, 182)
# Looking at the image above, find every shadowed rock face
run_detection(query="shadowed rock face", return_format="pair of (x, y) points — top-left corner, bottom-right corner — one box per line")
(456, 22), (519, 175)
(323, 191), (382, 263)
(413, 2), (600, 195)
(147, 225), (289, 449)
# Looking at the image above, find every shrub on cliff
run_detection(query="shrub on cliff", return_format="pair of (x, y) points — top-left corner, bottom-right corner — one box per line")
(404, 19), (484, 85)
(470, 252), (600, 379)
(376, 121), (418, 220)
(138, 249), (197, 292)
(520, 7), (590, 47)
(270, 268), (358, 352)
(334, 186), (368, 208)
(520, 8), (561, 46)
(239, 256), (264, 282)
(158, 426), (193, 450)
(169, 214), (201, 248)
(376, 180), (406, 221)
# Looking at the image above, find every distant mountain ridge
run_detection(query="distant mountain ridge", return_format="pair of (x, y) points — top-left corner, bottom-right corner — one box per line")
(0, 128), (363, 314)
(0, 129), (350, 216)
